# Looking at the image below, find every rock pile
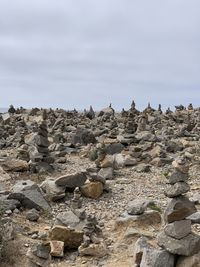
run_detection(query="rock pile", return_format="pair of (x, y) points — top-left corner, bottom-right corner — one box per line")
(158, 157), (200, 256)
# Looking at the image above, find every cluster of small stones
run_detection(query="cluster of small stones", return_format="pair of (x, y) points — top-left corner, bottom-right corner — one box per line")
(158, 157), (200, 257)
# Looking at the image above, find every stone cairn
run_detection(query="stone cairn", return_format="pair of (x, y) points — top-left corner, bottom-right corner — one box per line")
(157, 157), (200, 257)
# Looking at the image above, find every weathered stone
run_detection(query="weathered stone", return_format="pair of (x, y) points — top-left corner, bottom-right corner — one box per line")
(80, 181), (103, 199)
(164, 196), (196, 223)
(176, 251), (200, 267)
(49, 225), (83, 249)
(105, 143), (124, 155)
(55, 171), (87, 187)
(55, 211), (80, 228)
(187, 212), (200, 224)
(133, 236), (150, 265)
(26, 209), (40, 222)
(140, 248), (175, 267)
(40, 178), (65, 201)
(157, 231), (200, 256)
(78, 243), (107, 257)
(98, 167), (113, 180)
(164, 219), (191, 239)
(127, 199), (149, 215)
(1, 159), (29, 172)
(164, 182), (190, 198)
(8, 180), (51, 211)
(50, 241), (64, 257)
(168, 171), (189, 184)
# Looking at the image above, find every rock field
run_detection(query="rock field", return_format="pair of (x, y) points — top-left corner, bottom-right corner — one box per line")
(0, 102), (200, 266)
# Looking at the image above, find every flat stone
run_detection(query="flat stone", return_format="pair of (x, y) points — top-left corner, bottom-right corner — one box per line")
(49, 225), (83, 249)
(50, 241), (64, 257)
(78, 243), (107, 257)
(157, 231), (200, 256)
(164, 220), (191, 239)
(164, 196), (196, 223)
(164, 182), (190, 198)
(133, 237), (150, 265)
(55, 171), (87, 187)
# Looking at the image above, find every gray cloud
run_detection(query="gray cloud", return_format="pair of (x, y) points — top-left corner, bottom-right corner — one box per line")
(0, 0), (200, 110)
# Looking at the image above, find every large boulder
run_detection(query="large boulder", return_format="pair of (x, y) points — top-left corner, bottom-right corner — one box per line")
(40, 178), (66, 201)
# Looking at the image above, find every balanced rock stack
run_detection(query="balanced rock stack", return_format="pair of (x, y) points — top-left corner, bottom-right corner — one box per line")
(158, 157), (200, 256)
(29, 121), (54, 172)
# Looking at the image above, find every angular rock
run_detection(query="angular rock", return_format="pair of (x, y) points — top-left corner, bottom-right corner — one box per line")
(164, 219), (191, 239)
(8, 180), (51, 211)
(164, 182), (190, 198)
(164, 196), (196, 223)
(80, 181), (103, 199)
(40, 178), (65, 201)
(55, 211), (80, 228)
(49, 225), (83, 249)
(133, 236), (150, 266)
(55, 171), (87, 188)
(157, 231), (200, 256)
(50, 241), (64, 257)
(140, 248), (175, 267)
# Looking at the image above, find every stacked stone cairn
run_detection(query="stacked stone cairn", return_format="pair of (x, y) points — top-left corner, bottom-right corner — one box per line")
(29, 120), (54, 172)
(157, 157), (200, 257)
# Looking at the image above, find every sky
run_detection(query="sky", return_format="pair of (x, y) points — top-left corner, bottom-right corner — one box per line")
(0, 0), (200, 111)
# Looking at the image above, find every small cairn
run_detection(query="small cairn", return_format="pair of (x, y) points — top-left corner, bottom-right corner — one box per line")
(157, 157), (200, 256)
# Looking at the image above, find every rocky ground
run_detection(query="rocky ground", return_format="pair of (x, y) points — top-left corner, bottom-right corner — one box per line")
(1, 102), (200, 267)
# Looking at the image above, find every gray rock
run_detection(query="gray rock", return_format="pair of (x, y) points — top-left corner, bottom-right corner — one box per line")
(32, 243), (50, 259)
(157, 231), (200, 256)
(105, 143), (124, 155)
(164, 182), (190, 198)
(0, 197), (21, 211)
(98, 167), (113, 180)
(164, 196), (196, 223)
(140, 248), (175, 267)
(40, 178), (65, 201)
(168, 171), (188, 184)
(187, 212), (200, 224)
(26, 209), (40, 222)
(164, 220), (191, 239)
(190, 193), (200, 204)
(8, 180), (51, 211)
(133, 236), (150, 265)
(55, 171), (87, 188)
(135, 163), (151, 173)
(55, 211), (80, 228)
(127, 199), (149, 215)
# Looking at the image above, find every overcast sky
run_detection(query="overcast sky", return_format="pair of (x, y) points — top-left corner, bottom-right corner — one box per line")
(0, 0), (199, 111)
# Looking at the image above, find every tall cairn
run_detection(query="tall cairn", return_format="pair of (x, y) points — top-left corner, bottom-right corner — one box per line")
(158, 157), (200, 256)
